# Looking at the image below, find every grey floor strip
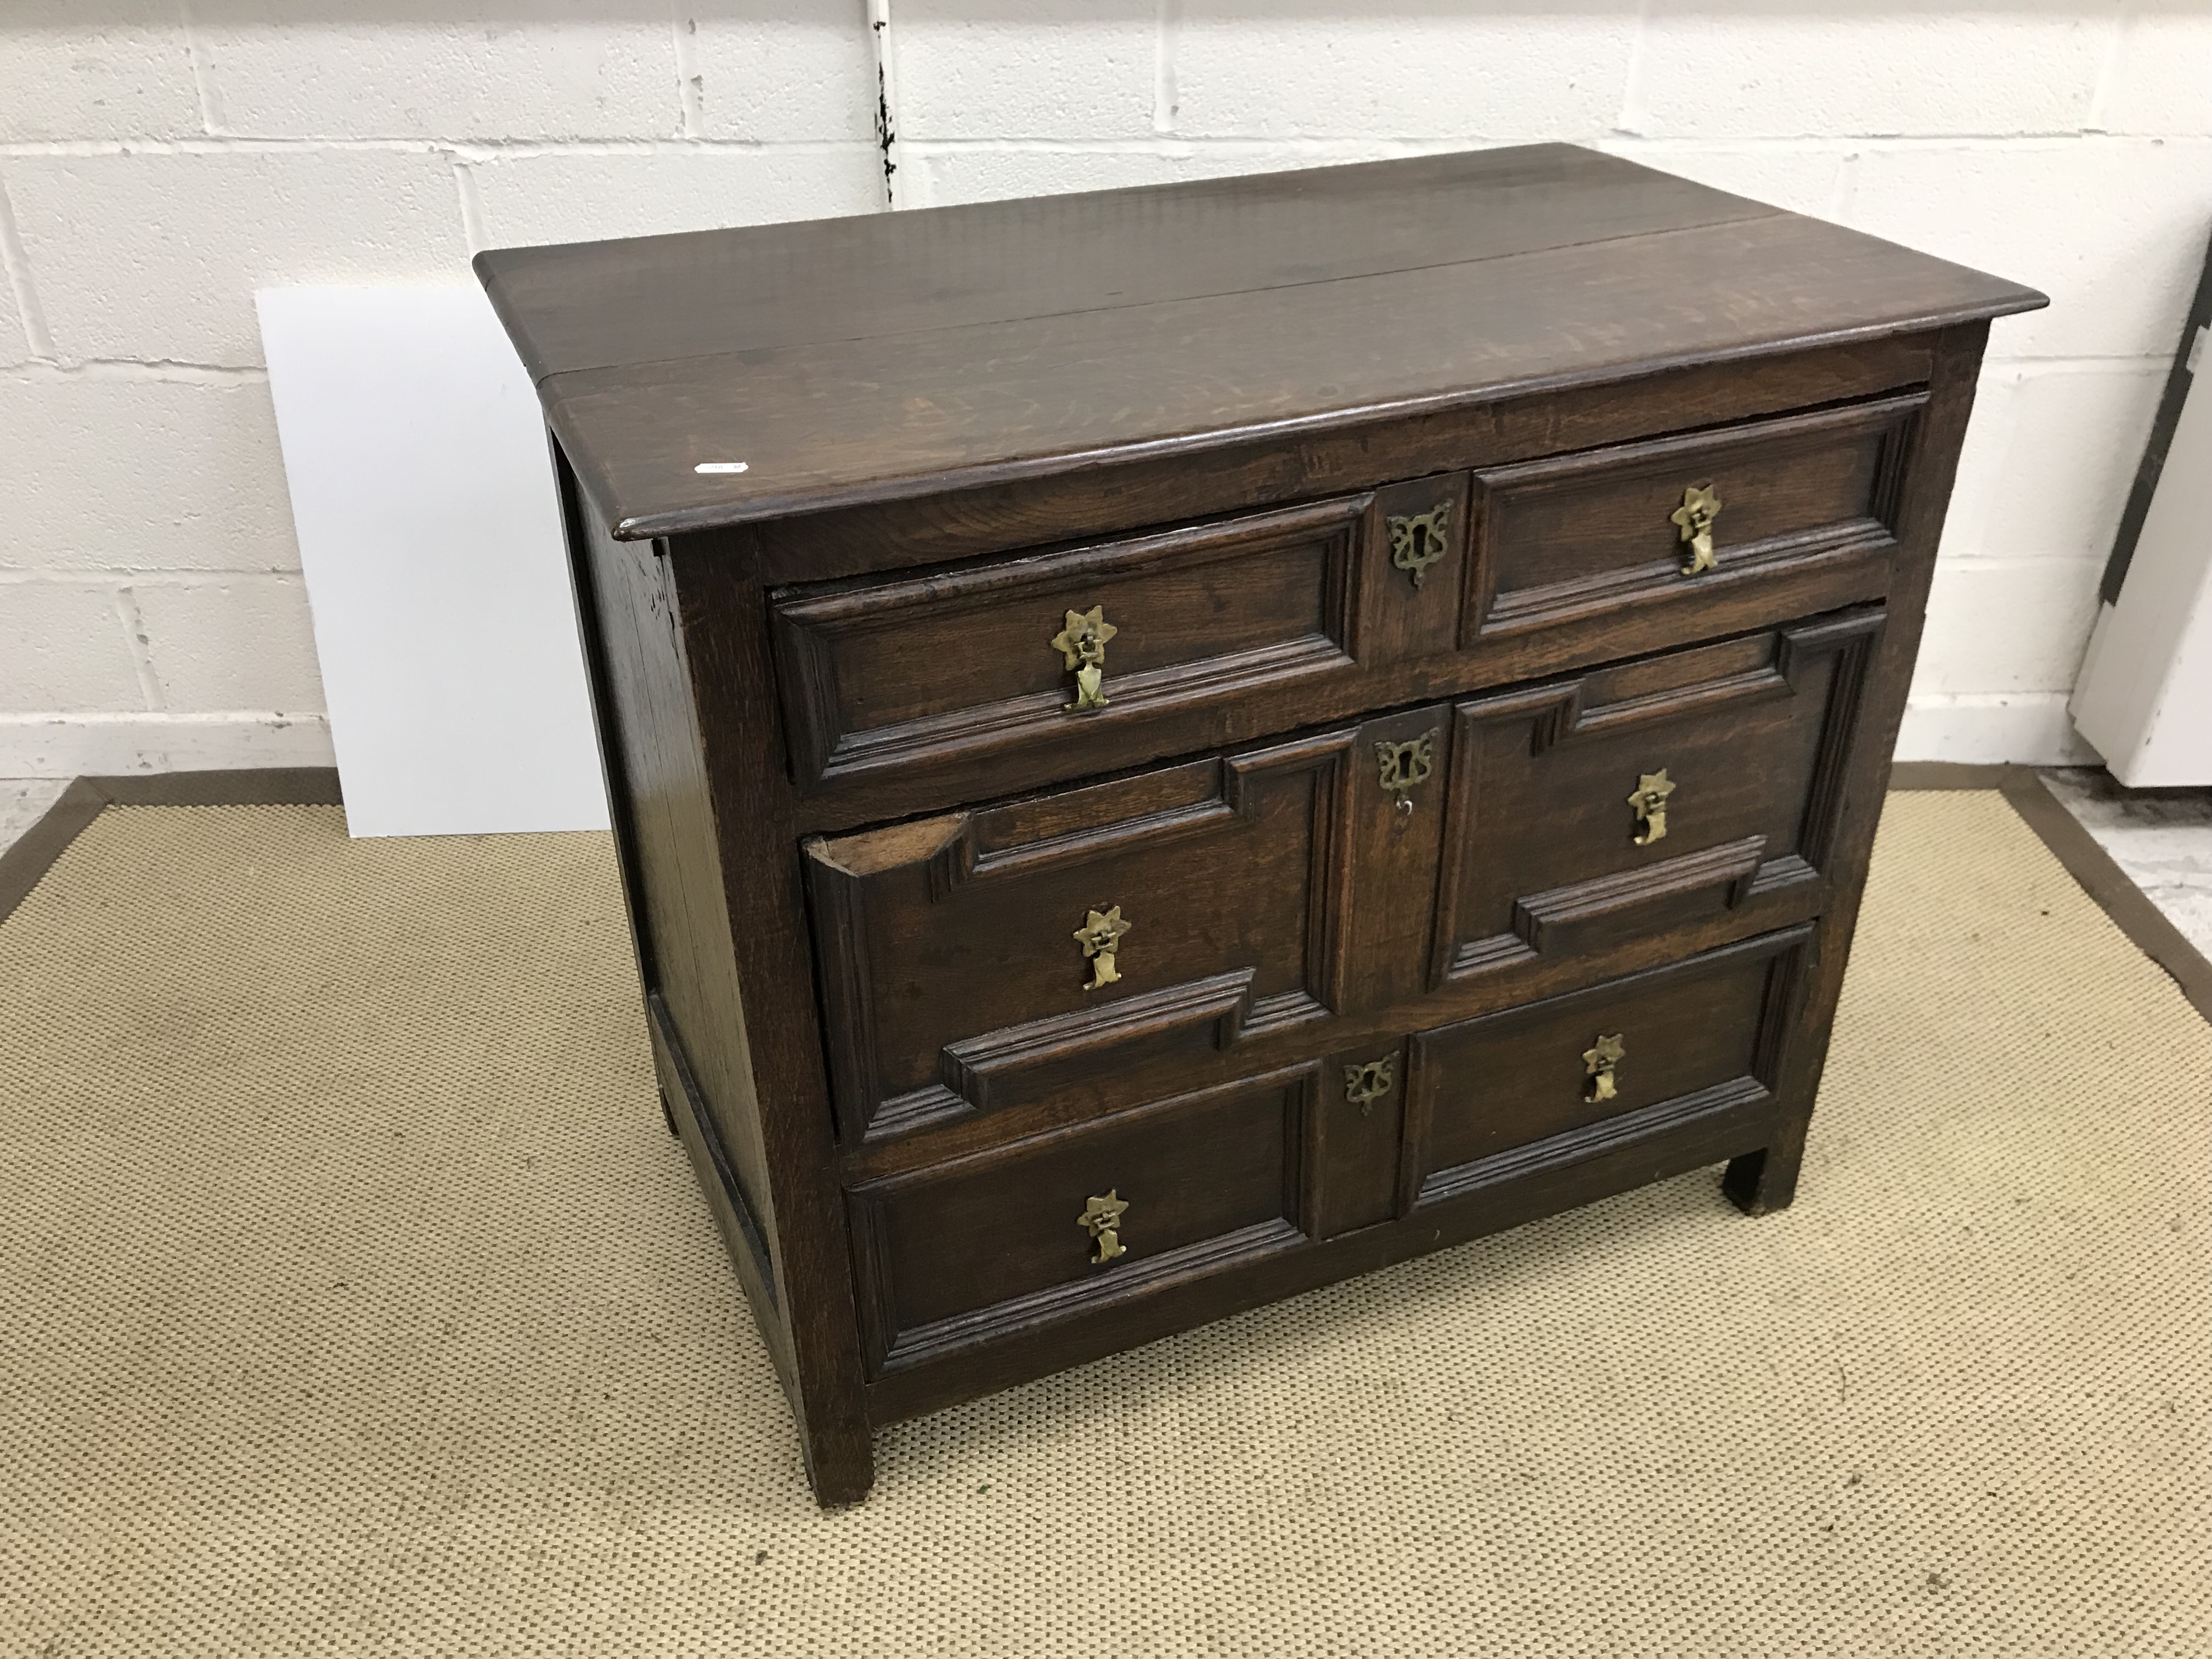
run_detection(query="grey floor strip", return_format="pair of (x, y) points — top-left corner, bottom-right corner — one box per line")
(0, 769), (342, 927)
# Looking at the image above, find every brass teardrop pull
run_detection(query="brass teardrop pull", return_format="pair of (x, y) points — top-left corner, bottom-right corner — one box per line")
(1672, 484), (1722, 575)
(1051, 606), (1116, 712)
(1074, 905), (1130, 991)
(1583, 1033), (1625, 1104)
(1078, 1190), (1128, 1265)
(1628, 768), (1675, 846)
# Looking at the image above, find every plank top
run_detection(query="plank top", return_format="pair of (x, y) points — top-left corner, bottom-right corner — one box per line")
(476, 144), (2043, 541)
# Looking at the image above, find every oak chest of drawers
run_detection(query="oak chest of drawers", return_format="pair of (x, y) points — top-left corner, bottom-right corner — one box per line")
(479, 144), (2042, 1505)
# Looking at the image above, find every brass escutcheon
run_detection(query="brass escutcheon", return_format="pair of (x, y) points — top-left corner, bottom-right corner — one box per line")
(1074, 904), (1131, 992)
(1051, 605), (1118, 712)
(1344, 1056), (1396, 1116)
(1627, 768), (1675, 846)
(1583, 1033), (1625, 1104)
(1078, 1190), (1128, 1265)
(1376, 730), (1438, 814)
(1672, 483), (1722, 575)
(1387, 503), (1452, 589)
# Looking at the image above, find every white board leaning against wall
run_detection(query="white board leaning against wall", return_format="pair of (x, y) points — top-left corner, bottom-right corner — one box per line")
(257, 285), (610, 838)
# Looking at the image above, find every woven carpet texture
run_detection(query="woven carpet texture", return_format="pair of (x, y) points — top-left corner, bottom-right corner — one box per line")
(1, 792), (2207, 1656)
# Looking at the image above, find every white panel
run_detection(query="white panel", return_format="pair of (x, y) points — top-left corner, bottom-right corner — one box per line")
(256, 285), (608, 838)
(2070, 365), (2212, 786)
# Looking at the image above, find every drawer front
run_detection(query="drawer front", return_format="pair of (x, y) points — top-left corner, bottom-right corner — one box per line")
(774, 494), (1374, 788)
(1433, 608), (1881, 985)
(805, 704), (1451, 1148)
(1466, 393), (1921, 641)
(768, 393), (1923, 816)
(847, 1065), (1313, 1375)
(1411, 926), (1810, 1207)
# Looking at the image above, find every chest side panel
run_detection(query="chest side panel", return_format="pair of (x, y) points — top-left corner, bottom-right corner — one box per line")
(572, 508), (780, 1284)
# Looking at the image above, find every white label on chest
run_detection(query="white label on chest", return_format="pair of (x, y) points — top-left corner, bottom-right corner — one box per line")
(694, 461), (750, 474)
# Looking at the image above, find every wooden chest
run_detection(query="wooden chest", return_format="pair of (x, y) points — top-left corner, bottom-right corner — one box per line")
(478, 144), (2042, 1505)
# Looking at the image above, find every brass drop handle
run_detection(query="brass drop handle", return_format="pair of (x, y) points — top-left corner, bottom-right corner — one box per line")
(1583, 1033), (1624, 1104)
(1375, 729), (1438, 814)
(1079, 1190), (1128, 1265)
(1387, 502), (1452, 589)
(1052, 605), (1116, 712)
(1344, 1056), (1396, 1117)
(1628, 768), (1674, 846)
(1074, 905), (1130, 992)
(1672, 484), (1721, 575)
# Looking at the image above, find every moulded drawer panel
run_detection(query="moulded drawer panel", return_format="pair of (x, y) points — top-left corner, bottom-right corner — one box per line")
(1466, 393), (1924, 642)
(773, 495), (1373, 788)
(804, 703), (1452, 1151)
(847, 1065), (1313, 1375)
(1432, 608), (1883, 987)
(1412, 927), (1812, 1207)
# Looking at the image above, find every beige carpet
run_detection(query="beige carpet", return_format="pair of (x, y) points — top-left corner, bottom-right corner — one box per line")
(1, 793), (2207, 1657)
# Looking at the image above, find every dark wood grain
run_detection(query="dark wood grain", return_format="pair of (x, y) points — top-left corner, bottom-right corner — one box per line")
(480, 146), (2038, 542)
(1466, 393), (1921, 639)
(1723, 323), (1995, 1216)
(771, 494), (1363, 789)
(772, 510), (1899, 838)
(495, 148), (2044, 1503)
(1432, 610), (1883, 985)
(751, 337), (1942, 585)
(571, 505), (780, 1235)
(862, 1066), (1781, 1427)
(802, 721), (1367, 1146)
(846, 1065), (1313, 1375)
(1412, 927), (1809, 1191)
(838, 871), (1831, 1190)
(478, 146), (1774, 380)
(1316, 1038), (1409, 1238)
(557, 459), (804, 1428)
(549, 209), (2039, 541)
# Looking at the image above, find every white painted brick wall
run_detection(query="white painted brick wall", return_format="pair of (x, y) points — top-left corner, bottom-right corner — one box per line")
(127, 573), (324, 712)
(0, 376), (301, 570)
(3, 2), (2208, 776)
(1, 582), (149, 711)
(896, 2), (1158, 141)
(684, 7), (881, 143)
(8, 149), (473, 366)
(1629, 6), (2108, 138)
(0, 4), (202, 143)
(1171, 7), (1640, 140)
(0, 259), (28, 369)
(189, 7), (682, 141)
(461, 148), (882, 249)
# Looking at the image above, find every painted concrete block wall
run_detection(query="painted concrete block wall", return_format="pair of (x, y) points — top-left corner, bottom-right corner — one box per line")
(4, 3), (2208, 774)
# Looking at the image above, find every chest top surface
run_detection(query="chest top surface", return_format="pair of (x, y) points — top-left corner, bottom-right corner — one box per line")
(477, 143), (2042, 543)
